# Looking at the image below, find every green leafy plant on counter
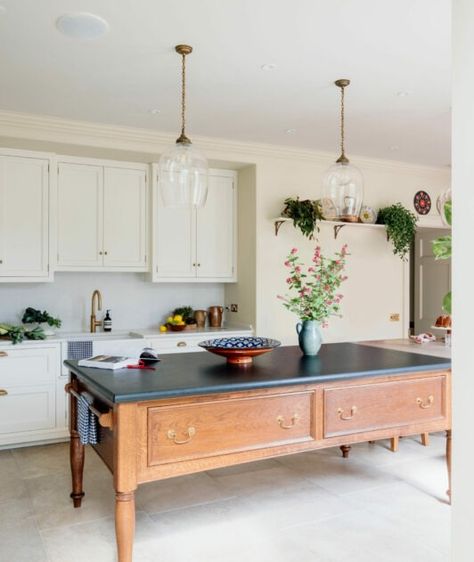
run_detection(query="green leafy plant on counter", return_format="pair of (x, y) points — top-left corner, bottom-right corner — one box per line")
(377, 203), (417, 260)
(282, 197), (324, 239)
(432, 200), (452, 314)
(21, 307), (62, 328)
(172, 306), (196, 325)
(0, 323), (46, 345)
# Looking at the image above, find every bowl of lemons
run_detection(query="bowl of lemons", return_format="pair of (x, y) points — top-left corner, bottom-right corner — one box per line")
(163, 314), (187, 331)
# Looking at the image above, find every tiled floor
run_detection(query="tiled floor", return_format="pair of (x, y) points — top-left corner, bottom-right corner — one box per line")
(0, 434), (450, 562)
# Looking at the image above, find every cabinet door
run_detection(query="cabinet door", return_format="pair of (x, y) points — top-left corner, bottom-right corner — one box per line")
(103, 167), (147, 268)
(155, 182), (196, 278)
(0, 155), (49, 277)
(57, 163), (103, 268)
(196, 173), (235, 279)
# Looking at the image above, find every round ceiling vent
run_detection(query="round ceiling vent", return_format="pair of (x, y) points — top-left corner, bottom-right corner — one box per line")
(56, 12), (109, 40)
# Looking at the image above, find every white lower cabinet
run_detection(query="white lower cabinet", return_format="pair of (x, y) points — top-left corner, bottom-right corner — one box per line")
(0, 344), (68, 448)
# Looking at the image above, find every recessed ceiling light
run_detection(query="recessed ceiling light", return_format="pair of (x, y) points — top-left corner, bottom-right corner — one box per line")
(261, 63), (277, 71)
(396, 91), (410, 97)
(285, 128), (296, 135)
(56, 13), (109, 40)
(389, 145), (400, 151)
(149, 108), (161, 115)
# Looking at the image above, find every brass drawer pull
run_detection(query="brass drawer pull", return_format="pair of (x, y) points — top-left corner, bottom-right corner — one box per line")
(277, 414), (299, 429)
(0, 389), (8, 396)
(167, 427), (196, 444)
(177, 341), (187, 348)
(337, 406), (357, 420)
(0, 351), (8, 357)
(417, 395), (434, 409)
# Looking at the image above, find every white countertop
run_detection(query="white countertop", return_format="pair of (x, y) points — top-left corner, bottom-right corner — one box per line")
(0, 324), (253, 348)
(357, 338), (451, 359)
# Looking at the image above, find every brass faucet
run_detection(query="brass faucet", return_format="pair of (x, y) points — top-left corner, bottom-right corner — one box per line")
(90, 289), (103, 333)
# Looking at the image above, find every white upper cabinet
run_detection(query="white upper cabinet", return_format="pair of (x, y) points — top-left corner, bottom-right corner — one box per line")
(103, 167), (147, 268)
(196, 173), (235, 279)
(0, 152), (51, 281)
(56, 158), (148, 271)
(153, 168), (237, 282)
(57, 162), (103, 268)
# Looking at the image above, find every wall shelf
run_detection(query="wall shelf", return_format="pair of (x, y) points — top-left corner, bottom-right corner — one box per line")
(273, 217), (386, 239)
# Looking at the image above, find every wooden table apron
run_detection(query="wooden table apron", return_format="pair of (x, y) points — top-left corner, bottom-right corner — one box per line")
(67, 368), (452, 562)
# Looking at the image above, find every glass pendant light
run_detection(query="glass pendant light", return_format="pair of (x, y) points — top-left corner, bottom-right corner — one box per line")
(159, 45), (208, 208)
(322, 79), (363, 222)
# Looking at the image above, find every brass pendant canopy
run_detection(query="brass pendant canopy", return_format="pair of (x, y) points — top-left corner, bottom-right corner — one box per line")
(158, 44), (208, 208)
(321, 78), (364, 222)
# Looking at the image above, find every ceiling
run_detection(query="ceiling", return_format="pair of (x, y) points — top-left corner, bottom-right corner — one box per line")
(0, 0), (451, 166)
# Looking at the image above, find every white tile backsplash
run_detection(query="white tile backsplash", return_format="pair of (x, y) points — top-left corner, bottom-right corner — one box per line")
(0, 273), (225, 332)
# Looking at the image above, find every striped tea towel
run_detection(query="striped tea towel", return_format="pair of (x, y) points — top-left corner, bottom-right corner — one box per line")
(77, 391), (99, 445)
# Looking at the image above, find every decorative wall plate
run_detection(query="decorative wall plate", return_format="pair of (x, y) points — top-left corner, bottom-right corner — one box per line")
(199, 337), (281, 365)
(413, 190), (431, 215)
(359, 205), (377, 224)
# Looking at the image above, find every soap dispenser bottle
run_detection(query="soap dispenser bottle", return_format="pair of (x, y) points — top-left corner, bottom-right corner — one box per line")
(103, 310), (112, 332)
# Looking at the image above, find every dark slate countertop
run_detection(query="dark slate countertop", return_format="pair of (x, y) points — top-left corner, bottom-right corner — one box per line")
(64, 343), (451, 404)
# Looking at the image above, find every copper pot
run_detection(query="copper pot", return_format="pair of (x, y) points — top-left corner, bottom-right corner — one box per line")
(208, 306), (224, 328)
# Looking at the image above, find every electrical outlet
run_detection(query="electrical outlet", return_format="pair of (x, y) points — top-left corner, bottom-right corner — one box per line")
(230, 304), (238, 313)
(390, 313), (400, 322)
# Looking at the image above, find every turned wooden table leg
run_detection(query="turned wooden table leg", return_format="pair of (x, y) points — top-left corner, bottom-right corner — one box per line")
(390, 436), (399, 452)
(421, 432), (430, 446)
(446, 429), (452, 503)
(115, 491), (135, 562)
(340, 444), (351, 458)
(67, 378), (85, 508)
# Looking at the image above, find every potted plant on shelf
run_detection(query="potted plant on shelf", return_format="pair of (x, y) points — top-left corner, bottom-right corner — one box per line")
(281, 197), (324, 239)
(377, 203), (417, 260)
(278, 245), (349, 356)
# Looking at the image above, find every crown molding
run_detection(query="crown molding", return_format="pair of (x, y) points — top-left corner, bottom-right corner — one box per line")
(0, 109), (449, 175)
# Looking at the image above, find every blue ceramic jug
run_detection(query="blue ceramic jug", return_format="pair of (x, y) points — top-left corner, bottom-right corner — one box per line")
(296, 320), (322, 356)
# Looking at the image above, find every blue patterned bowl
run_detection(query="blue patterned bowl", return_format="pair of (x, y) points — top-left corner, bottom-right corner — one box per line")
(199, 337), (281, 365)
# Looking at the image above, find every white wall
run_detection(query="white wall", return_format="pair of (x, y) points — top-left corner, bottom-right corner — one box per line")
(254, 154), (450, 344)
(0, 273), (224, 331)
(452, 1), (474, 560)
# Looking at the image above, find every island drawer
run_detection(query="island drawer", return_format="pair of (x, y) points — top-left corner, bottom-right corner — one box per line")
(147, 390), (315, 465)
(323, 374), (447, 437)
(0, 346), (60, 387)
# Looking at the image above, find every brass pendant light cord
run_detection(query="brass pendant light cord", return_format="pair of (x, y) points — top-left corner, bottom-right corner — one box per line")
(180, 53), (187, 139)
(340, 85), (345, 160)
(175, 45), (193, 145)
(335, 78), (350, 164)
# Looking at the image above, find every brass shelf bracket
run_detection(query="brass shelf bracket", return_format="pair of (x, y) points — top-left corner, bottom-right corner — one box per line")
(274, 219), (289, 236)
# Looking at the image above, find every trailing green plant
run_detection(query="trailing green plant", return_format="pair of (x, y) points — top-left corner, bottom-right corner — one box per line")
(282, 197), (323, 239)
(0, 323), (46, 345)
(377, 203), (417, 260)
(432, 200), (452, 314)
(21, 307), (62, 328)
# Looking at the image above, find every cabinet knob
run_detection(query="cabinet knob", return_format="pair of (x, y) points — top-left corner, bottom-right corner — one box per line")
(197, 263), (201, 267)
(0, 259), (3, 264)
(0, 351), (8, 357)
(99, 251), (103, 256)
(104, 251), (108, 256)
(177, 341), (187, 348)
(0, 389), (8, 397)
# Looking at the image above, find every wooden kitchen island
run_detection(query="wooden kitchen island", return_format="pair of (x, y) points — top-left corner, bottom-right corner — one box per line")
(65, 343), (451, 562)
